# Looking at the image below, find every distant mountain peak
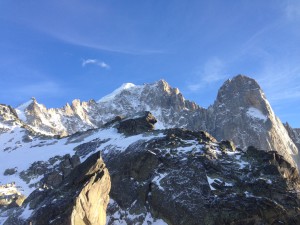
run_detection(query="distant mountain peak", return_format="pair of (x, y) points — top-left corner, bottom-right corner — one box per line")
(3, 75), (299, 169)
(97, 82), (136, 103)
(216, 74), (265, 110)
(221, 75), (261, 92)
(16, 98), (35, 111)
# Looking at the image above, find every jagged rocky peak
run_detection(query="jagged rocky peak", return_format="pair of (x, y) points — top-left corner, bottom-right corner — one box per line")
(209, 74), (298, 168)
(216, 74), (269, 113)
(148, 79), (199, 112)
(0, 104), (18, 121)
(157, 79), (173, 93)
(17, 97), (46, 118)
(116, 111), (157, 135)
(0, 104), (22, 130)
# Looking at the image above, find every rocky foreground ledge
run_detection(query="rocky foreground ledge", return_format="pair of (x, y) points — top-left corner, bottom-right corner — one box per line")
(1, 152), (110, 225)
(1, 112), (300, 225)
(104, 113), (300, 224)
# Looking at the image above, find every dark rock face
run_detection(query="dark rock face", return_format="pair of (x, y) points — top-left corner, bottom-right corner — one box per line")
(3, 168), (17, 176)
(117, 111), (157, 135)
(4, 152), (111, 225)
(104, 128), (300, 225)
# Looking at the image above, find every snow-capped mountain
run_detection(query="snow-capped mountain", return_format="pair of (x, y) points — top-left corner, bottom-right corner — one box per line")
(15, 80), (204, 137)
(15, 98), (98, 137)
(207, 75), (299, 167)
(1, 74), (300, 224)
(1, 112), (300, 224)
(13, 75), (299, 167)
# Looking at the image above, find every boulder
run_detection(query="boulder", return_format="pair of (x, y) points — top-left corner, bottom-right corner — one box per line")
(117, 111), (157, 135)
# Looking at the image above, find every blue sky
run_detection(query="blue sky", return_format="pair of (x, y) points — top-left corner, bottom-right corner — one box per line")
(0, 0), (300, 127)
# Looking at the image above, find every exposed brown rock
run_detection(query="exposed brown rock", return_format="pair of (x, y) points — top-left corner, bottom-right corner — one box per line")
(4, 152), (110, 225)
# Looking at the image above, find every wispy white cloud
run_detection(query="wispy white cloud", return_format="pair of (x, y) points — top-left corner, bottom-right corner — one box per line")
(82, 59), (110, 69)
(187, 57), (226, 92)
(2, 1), (165, 55)
(66, 35), (165, 55)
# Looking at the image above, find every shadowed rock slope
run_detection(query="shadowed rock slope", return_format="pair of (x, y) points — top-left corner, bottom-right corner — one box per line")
(102, 113), (300, 225)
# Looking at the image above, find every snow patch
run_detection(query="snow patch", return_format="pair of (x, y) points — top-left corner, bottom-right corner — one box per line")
(16, 99), (35, 122)
(235, 155), (249, 169)
(246, 107), (267, 122)
(206, 175), (217, 191)
(16, 99), (34, 111)
(206, 175), (233, 190)
(20, 203), (33, 219)
(98, 83), (136, 103)
(152, 173), (168, 191)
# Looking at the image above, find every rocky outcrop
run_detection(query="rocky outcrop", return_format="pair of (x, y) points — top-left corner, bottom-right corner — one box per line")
(3, 152), (110, 225)
(0, 103), (44, 138)
(117, 111), (157, 135)
(104, 127), (300, 225)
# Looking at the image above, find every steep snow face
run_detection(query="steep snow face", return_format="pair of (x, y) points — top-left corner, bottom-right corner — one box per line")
(16, 98), (34, 121)
(208, 75), (298, 167)
(246, 107), (267, 122)
(98, 83), (136, 103)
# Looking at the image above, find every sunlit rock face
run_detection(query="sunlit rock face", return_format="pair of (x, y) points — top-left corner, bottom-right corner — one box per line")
(207, 75), (298, 167)
(2, 152), (110, 225)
